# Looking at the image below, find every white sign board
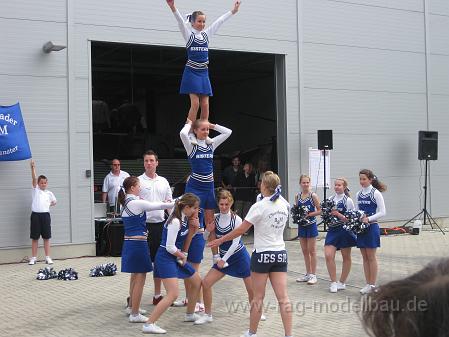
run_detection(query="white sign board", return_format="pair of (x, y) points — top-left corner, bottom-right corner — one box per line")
(309, 148), (330, 188)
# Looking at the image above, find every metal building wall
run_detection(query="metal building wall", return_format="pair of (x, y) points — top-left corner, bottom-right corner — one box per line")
(0, 0), (447, 256)
(298, 0), (448, 221)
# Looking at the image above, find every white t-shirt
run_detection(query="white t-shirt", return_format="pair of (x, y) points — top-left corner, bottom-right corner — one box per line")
(245, 195), (290, 253)
(102, 170), (130, 206)
(138, 173), (172, 223)
(31, 187), (56, 213)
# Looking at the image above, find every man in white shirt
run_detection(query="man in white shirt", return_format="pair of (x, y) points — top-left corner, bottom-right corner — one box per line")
(101, 159), (129, 211)
(29, 160), (57, 265)
(138, 150), (172, 305)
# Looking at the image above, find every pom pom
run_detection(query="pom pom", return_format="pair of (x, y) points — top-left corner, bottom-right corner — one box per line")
(89, 263), (117, 277)
(36, 266), (57, 280)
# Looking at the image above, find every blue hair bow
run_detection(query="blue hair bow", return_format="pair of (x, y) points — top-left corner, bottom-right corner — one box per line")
(270, 185), (282, 201)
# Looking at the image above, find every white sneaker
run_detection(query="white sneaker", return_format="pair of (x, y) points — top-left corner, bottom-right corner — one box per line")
(28, 257), (37, 265)
(142, 323), (167, 334)
(172, 298), (187, 307)
(45, 256), (53, 264)
(329, 282), (338, 293)
(240, 330), (257, 337)
(184, 313), (201, 322)
(195, 302), (205, 313)
(260, 314), (267, 321)
(360, 284), (371, 294)
(125, 307), (147, 315)
(296, 274), (310, 282)
(129, 313), (148, 323)
(337, 282), (346, 290)
(194, 314), (213, 325)
(307, 274), (318, 285)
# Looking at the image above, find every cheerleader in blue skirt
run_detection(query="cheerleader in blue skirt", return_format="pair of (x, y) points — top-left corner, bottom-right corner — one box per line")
(356, 169), (387, 295)
(166, 0), (241, 123)
(118, 176), (174, 323)
(324, 178), (356, 293)
(194, 189), (266, 325)
(144, 193), (202, 334)
(295, 174), (321, 285)
(179, 119), (232, 251)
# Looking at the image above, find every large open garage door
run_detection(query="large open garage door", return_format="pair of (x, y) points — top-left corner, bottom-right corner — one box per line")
(91, 41), (286, 200)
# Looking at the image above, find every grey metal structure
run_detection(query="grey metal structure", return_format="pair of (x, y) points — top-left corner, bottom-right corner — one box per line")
(0, 0), (448, 261)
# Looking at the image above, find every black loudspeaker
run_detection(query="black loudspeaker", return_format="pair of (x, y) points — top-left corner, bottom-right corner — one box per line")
(318, 130), (333, 150)
(418, 131), (438, 160)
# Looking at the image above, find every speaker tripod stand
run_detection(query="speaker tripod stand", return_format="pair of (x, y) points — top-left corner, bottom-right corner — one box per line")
(403, 160), (445, 235)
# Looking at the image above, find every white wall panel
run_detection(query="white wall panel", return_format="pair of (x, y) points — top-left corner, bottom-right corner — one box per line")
(320, 0), (423, 12)
(303, 43), (426, 93)
(71, 187), (94, 243)
(0, 75), (67, 131)
(74, 77), (90, 132)
(429, 0), (449, 16)
(74, 132), (92, 187)
(74, 0), (297, 42)
(429, 14), (449, 55)
(428, 54), (449, 95)
(303, 0), (424, 52)
(302, 88), (427, 132)
(0, 19), (67, 77)
(429, 95), (449, 134)
(1, 0), (66, 22)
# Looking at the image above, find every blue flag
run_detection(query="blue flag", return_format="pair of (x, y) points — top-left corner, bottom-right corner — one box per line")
(0, 103), (32, 161)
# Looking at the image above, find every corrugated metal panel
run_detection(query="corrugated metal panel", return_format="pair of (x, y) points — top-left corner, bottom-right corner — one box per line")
(429, 95), (449, 134)
(429, 0), (449, 15)
(303, 43), (426, 93)
(428, 54), (449, 94)
(319, 0), (423, 12)
(302, 88), (427, 132)
(303, 0), (425, 53)
(429, 14), (449, 55)
(72, 186), (94, 243)
(1, 0), (66, 22)
(75, 78), (90, 132)
(74, 0), (297, 42)
(0, 19), (67, 77)
(0, 75), (68, 131)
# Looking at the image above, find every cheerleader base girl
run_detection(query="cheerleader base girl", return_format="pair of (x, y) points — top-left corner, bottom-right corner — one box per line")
(118, 177), (174, 323)
(194, 189), (266, 325)
(143, 193), (202, 334)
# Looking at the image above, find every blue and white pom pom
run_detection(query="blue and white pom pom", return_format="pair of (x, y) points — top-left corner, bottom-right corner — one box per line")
(57, 268), (78, 281)
(36, 267), (57, 280)
(89, 263), (117, 277)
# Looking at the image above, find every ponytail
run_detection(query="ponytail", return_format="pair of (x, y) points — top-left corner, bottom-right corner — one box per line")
(118, 187), (126, 206)
(167, 193), (200, 224)
(359, 169), (387, 192)
(118, 176), (140, 206)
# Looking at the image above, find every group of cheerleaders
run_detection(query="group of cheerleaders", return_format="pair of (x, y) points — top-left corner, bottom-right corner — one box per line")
(116, 1), (386, 336)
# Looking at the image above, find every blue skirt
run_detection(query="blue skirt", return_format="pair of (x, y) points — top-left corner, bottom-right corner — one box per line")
(185, 178), (216, 210)
(212, 247), (251, 278)
(325, 226), (357, 249)
(121, 240), (153, 273)
(188, 233), (206, 264)
(298, 223), (318, 238)
(357, 223), (380, 248)
(180, 67), (213, 96)
(154, 247), (196, 279)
